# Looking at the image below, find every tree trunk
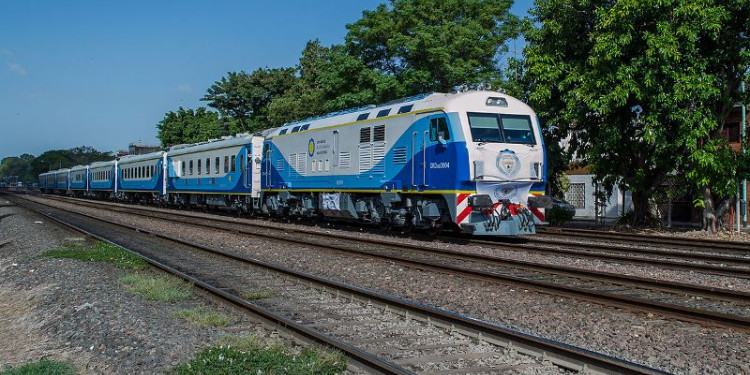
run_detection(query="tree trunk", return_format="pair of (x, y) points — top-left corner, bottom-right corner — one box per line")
(631, 191), (649, 226)
(702, 185), (717, 232)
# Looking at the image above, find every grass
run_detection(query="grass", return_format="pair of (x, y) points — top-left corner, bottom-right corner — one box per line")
(119, 273), (192, 302)
(0, 359), (77, 375)
(167, 336), (347, 375)
(240, 289), (276, 300)
(171, 307), (231, 327)
(39, 241), (147, 270)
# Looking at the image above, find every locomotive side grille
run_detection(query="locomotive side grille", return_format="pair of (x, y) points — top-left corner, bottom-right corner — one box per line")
(359, 145), (372, 173)
(393, 147), (407, 164)
(372, 143), (386, 174)
(297, 153), (307, 176)
(276, 158), (284, 171)
(360, 127), (371, 143)
(373, 125), (385, 142)
(289, 153), (297, 177)
(339, 151), (351, 169)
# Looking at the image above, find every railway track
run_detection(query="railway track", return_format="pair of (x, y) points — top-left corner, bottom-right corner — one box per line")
(538, 226), (750, 255)
(5, 193), (671, 375)
(21, 193), (750, 330)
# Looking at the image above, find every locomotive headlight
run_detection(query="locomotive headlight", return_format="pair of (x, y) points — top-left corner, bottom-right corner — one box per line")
(486, 97), (508, 107)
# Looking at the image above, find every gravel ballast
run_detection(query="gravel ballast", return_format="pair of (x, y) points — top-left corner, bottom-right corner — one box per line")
(0, 197), (328, 375)
(23, 195), (750, 375)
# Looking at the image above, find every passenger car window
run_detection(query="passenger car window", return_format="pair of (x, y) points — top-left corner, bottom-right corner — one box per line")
(356, 113), (369, 121)
(376, 108), (390, 118)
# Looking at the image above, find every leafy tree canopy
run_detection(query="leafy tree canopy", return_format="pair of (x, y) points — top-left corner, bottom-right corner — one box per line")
(156, 107), (227, 148)
(202, 68), (297, 132)
(31, 146), (114, 177)
(0, 154), (35, 183)
(345, 0), (519, 93)
(524, 0), (749, 225)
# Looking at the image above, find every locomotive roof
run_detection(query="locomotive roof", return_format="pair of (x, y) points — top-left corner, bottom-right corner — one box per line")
(265, 90), (531, 138)
(118, 150), (165, 164)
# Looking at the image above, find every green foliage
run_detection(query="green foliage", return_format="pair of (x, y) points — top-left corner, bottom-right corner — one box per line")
(156, 0), (521, 139)
(0, 359), (77, 375)
(524, 0), (750, 225)
(156, 107), (224, 148)
(119, 273), (193, 302)
(40, 241), (147, 270)
(267, 41), (402, 127)
(240, 289), (276, 300)
(31, 147), (113, 177)
(0, 154), (35, 183)
(167, 339), (346, 375)
(345, 0), (519, 93)
(545, 205), (574, 226)
(171, 307), (231, 327)
(202, 68), (297, 132)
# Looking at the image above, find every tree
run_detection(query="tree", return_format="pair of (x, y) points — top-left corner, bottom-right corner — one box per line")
(267, 40), (404, 127)
(156, 107), (224, 147)
(524, 0), (749, 227)
(202, 68), (297, 132)
(345, 0), (520, 93)
(0, 154), (35, 183)
(30, 147), (113, 177)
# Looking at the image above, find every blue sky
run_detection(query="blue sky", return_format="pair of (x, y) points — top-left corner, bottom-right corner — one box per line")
(0, 0), (533, 161)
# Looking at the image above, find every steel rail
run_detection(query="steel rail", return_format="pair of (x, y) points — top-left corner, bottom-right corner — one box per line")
(7, 193), (669, 375)
(31, 194), (750, 302)
(526, 235), (750, 265)
(7, 195), (413, 375)
(20, 194), (750, 330)
(37, 194), (750, 279)
(538, 227), (750, 253)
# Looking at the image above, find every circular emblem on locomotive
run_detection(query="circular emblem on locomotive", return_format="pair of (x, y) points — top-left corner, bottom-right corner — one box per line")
(496, 150), (520, 178)
(308, 138), (315, 157)
(493, 185), (517, 200)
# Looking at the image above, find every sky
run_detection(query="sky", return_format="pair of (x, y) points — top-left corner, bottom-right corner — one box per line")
(0, 0), (533, 161)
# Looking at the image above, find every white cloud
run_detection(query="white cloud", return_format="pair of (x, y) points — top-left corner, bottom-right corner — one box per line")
(8, 63), (26, 76)
(0, 48), (13, 57)
(177, 83), (192, 93)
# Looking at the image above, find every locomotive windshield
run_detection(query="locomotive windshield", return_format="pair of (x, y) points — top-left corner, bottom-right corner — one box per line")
(467, 113), (536, 145)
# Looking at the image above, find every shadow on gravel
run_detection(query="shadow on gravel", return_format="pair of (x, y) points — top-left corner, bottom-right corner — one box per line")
(0, 213), (15, 222)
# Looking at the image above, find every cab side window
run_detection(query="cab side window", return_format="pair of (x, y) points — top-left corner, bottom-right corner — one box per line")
(429, 117), (450, 142)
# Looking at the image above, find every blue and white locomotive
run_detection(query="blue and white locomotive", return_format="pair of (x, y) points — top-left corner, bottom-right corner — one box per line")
(38, 89), (546, 236)
(260, 90), (544, 235)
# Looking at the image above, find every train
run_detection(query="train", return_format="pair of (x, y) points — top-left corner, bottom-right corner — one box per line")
(38, 89), (547, 236)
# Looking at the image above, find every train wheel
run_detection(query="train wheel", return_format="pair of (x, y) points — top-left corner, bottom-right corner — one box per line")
(426, 222), (443, 237)
(378, 217), (392, 232)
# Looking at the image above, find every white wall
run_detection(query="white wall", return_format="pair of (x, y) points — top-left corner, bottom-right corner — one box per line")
(564, 174), (633, 219)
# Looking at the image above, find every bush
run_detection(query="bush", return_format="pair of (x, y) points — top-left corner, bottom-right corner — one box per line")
(546, 205), (574, 226)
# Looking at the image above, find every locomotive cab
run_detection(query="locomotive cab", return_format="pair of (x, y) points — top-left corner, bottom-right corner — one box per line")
(449, 92), (545, 235)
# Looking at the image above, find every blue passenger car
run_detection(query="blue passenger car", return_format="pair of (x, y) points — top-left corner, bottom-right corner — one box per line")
(54, 169), (70, 193)
(88, 161), (116, 198)
(69, 165), (88, 196)
(165, 134), (264, 209)
(118, 151), (164, 202)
